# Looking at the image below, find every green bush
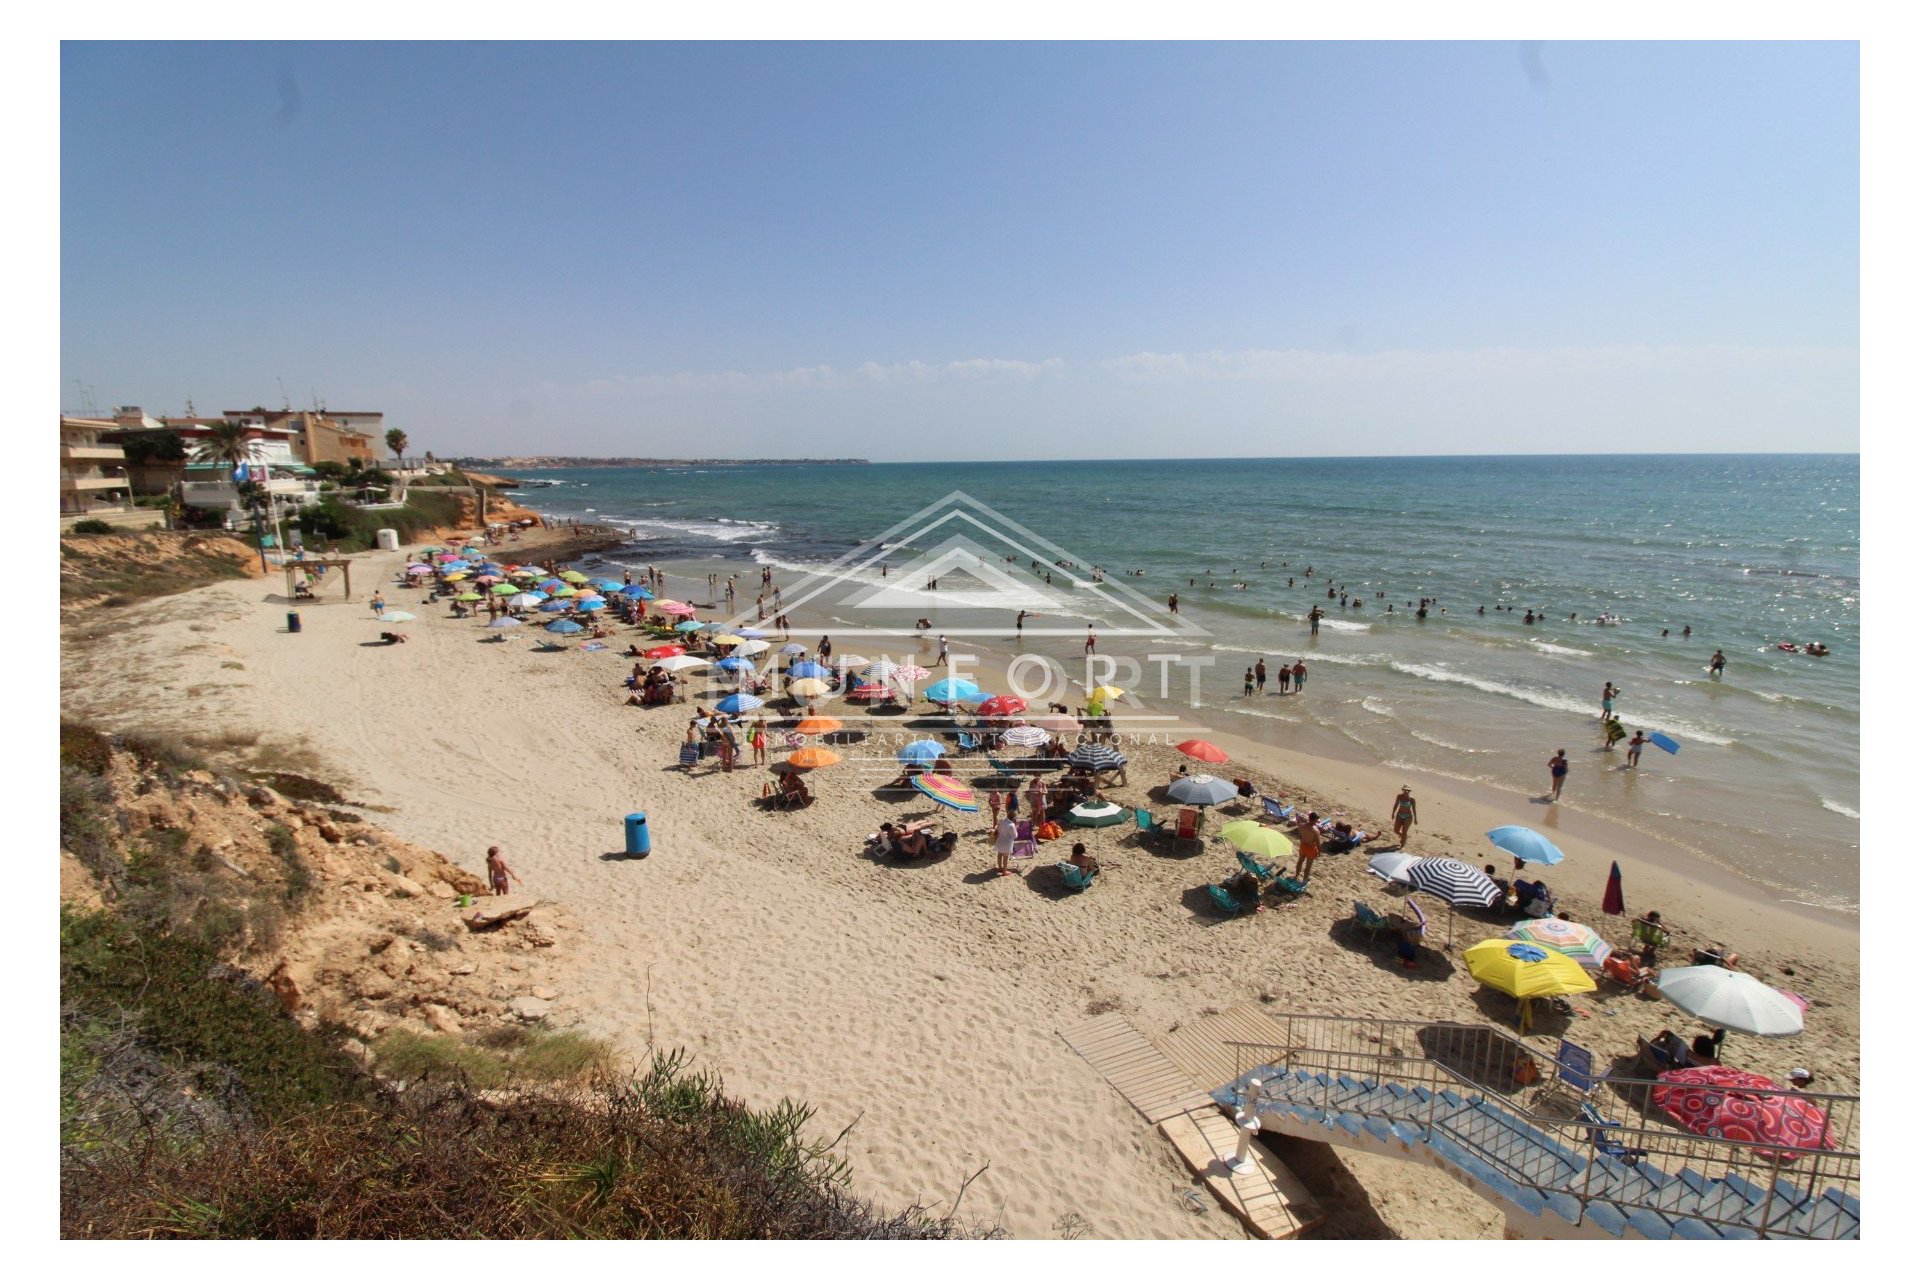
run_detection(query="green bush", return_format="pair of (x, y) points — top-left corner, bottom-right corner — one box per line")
(70, 519), (114, 534)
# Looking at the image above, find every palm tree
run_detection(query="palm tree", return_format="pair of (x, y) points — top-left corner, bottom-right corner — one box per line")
(193, 422), (258, 470)
(385, 428), (410, 462)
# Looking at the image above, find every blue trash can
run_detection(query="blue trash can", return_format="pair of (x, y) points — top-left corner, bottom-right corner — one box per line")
(624, 812), (651, 857)
(286, 610), (302, 633)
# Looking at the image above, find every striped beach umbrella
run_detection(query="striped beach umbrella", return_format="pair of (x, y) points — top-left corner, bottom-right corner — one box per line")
(1405, 857), (1502, 907)
(715, 693), (764, 714)
(537, 579), (565, 592)
(539, 599), (572, 612)
(1508, 918), (1613, 969)
(891, 664), (930, 683)
(862, 659), (904, 681)
(913, 773), (979, 813)
(1066, 742), (1127, 772)
(1001, 725), (1049, 748)
(896, 739), (946, 764)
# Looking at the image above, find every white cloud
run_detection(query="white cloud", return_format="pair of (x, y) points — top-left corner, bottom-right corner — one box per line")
(1099, 344), (1856, 382)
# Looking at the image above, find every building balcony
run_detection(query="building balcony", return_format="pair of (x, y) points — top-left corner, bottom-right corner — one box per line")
(61, 444), (126, 461)
(61, 474), (131, 492)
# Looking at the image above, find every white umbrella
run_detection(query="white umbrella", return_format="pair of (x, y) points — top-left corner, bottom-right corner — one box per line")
(1657, 966), (1805, 1037)
(382, 610), (417, 623)
(1367, 850), (1419, 883)
(1001, 725), (1049, 748)
(652, 655), (711, 673)
(734, 639), (772, 656)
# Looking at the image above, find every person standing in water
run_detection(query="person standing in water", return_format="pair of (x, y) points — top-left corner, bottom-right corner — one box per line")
(1547, 750), (1569, 801)
(1600, 682), (1617, 721)
(1292, 659), (1307, 692)
(1626, 730), (1647, 768)
(1709, 649), (1726, 677)
(1254, 658), (1267, 693)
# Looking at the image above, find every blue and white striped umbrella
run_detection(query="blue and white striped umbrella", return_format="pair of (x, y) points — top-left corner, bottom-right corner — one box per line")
(1002, 725), (1050, 748)
(1405, 857), (1501, 907)
(714, 693), (764, 714)
(714, 656), (755, 672)
(1066, 742), (1126, 771)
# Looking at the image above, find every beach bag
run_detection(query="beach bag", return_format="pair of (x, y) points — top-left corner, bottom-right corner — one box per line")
(678, 742), (699, 768)
(1036, 821), (1064, 842)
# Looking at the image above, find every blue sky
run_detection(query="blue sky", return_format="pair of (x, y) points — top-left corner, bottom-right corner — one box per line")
(61, 40), (1859, 459)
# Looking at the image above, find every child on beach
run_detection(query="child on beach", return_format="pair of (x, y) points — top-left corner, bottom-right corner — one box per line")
(750, 718), (767, 766)
(1391, 786), (1418, 848)
(1626, 730), (1646, 767)
(485, 846), (519, 897)
(1243, 668), (1255, 697)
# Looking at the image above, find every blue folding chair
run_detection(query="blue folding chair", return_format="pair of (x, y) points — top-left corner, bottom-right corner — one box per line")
(1579, 1102), (1647, 1166)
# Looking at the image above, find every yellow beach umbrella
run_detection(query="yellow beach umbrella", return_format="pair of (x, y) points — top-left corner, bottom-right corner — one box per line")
(443, 572), (469, 581)
(1086, 685), (1127, 702)
(788, 677), (832, 698)
(710, 633), (746, 647)
(1462, 938), (1597, 999)
(560, 570), (589, 583)
(1219, 820), (1295, 860)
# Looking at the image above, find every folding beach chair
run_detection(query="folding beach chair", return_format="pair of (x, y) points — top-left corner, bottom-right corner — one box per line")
(1236, 849), (1279, 882)
(1261, 796), (1295, 824)
(1405, 897), (1429, 942)
(1010, 820), (1038, 861)
(1058, 861), (1096, 892)
(956, 732), (981, 753)
(1207, 883), (1253, 917)
(1579, 1102), (1646, 1166)
(1173, 806), (1202, 856)
(1539, 1038), (1603, 1108)
(1351, 901), (1395, 946)
(1133, 807), (1165, 834)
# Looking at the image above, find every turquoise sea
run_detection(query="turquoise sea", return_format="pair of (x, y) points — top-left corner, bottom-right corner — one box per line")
(507, 455), (1860, 912)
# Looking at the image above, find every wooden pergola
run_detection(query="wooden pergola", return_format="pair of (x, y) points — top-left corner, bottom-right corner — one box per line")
(283, 557), (356, 602)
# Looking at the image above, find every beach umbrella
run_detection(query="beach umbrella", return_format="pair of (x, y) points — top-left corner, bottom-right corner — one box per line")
(896, 739), (946, 765)
(560, 570), (589, 583)
(794, 716), (844, 735)
(1368, 850), (1419, 883)
(1488, 825), (1565, 866)
(657, 600), (696, 617)
(731, 627), (769, 639)
(1175, 739), (1230, 764)
(673, 620), (706, 632)
(913, 774), (979, 813)
(576, 589), (604, 600)
(1649, 732), (1680, 755)
(891, 664), (930, 683)
(1463, 939), (1597, 1006)
(455, 591), (484, 602)
(1001, 725), (1049, 748)
(487, 616), (522, 629)
(1656, 967), (1805, 1038)
(787, 661), (831, 680)
(490, 582), (520, 595)
(714, 656), (755, 672)
(779, 642), (808, 656)
(406, 564), (433, 575)
(381, 610), (416, 623)
(1602, 861), (1626, 916)
(1508, 918), (1613, 969)
(862, 659), (905, 681)
(715, 693), (764, 714)
(1220, 820), (1294, 860)
(734, 639), (772, 656)
(844, 682), (895, 704)
(538, 579), (565, 592)
(539, 599), (572, 612)
(576, 597), (608, 612)
(443, 572), (469, 582)
(787, 746), (841, 769)
(1066, 742), (1126, 772)
(975, 695), (1029, 718)
(510, 593), (544, 609)
(582, 641), (609, 652)
(1167, 774), (1236, 806)
(1404, 858), (1502, 908)
(1085, 684), (1128, 702)
(641, 644), (685, 659)
(788, 677), (833, 698)
(474, 574), (503, 584)
(621, 584), (654, 599)
(592, 578), (625, 591)
(924, 678), (984, 704)
(653, 655), (709, 673)
(1033, 713), (1081, 734)
(1651, 1066), (1836, 1162)
(545, 619), (585, 635)
(710, 633), (746, 647)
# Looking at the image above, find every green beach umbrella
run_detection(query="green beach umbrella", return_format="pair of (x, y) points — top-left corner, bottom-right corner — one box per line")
(490, 582), (520, 595)
(455, 591), (484, 602)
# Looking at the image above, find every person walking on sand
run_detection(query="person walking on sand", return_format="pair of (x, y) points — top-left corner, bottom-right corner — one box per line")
(993, 812), (1017, 878)
(486, 845), (519, 896)
(1292, 659), (1307, 692)
(1626, 730), (1646, 768)
(370, 590), (386, 619)
(1548, 749), (1569, 801)
(750, 717), (768, 766)
(1391, 786), (1418, 848)
(937, 633), (950, 667)
(1254, 658), (1267, 693)
(1085, 624), (1097, 654)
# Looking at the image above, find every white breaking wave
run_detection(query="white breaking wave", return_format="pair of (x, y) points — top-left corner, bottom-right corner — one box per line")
(611, 516), (779, 544)
(1228, 705), (1304, 723)
(1529, 641), (1594, 657)
(1820, 797), (1860, 820)
(1387, 661), (1733, 745)
(1361, 695), (1494, 754)
(1316, 618), (1372, 632)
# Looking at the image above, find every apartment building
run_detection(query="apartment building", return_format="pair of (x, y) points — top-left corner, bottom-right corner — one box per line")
(60, 416), (132, 515)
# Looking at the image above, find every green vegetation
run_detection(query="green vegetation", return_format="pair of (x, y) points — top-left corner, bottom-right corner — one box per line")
(69, 519), (114, 534)
(294, 489), (462, 552)
(59, 530), (254, 604)
(371, 1027), (612, 1089)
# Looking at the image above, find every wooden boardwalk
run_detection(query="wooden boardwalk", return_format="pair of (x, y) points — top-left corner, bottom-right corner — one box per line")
(1059, 1012), (1215, 1123)
(1151, 1001), (1290, 1092)
(1059, 1008), (1325, 1238)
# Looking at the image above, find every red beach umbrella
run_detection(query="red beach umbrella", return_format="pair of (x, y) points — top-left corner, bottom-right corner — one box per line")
(1602, 860), (1626, 915)
(1175, 739), (1229, 764)
(1652, 1066), (1838, 1162)
(974, 695), (1029, 718)
(643, 645), (685, 660)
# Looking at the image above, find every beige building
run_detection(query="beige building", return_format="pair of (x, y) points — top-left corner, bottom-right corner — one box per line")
(60, 416), (131, 516)
(222, 409), (381, 467)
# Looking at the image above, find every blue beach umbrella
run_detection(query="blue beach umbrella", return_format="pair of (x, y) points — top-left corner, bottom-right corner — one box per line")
(897, 739), (947, 765)
(1487, 825), (1565, 866)
(715, 693), (764, 714)
(924, 678), (984, 704)
(576, 597), (608, 612)
(1649, 732), (1680, 755)
(788, 661), (832, 680)
(545, 619), (585, 634)
(539, 599), (572, 612)
(714, 656), (755, 672)
(621, 584), (654, 599)
(733, 627), (769, 639)
(592, 578), (624, 591)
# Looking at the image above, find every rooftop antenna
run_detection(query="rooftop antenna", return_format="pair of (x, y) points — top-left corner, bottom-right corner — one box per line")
(78, 380), (100, 416)
(277, 377), (291, 411)
(184, 396), (197, 418)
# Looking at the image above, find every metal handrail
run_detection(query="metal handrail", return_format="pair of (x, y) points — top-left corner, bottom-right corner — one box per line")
(1222, 1013), (1859, 1239)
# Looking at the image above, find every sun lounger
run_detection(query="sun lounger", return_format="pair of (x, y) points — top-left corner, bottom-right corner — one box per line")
(1261, 796), (1295, 823)
(1352, 900), (1395, 945)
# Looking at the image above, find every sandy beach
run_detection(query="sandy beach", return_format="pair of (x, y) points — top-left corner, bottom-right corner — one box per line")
(59, 535), (1860, 1239)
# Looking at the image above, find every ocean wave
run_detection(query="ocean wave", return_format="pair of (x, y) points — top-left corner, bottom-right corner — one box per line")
(1227, 706), (1304, 723)
(1820, 796), (1860, 820)
(611, 516), (779, 545)
(1385, 661), (1734, 745)
(1529, 641), (1594, 657)
(746, 551), (1100, 621)
(1360, 695), (1495, 754)
(1317, 618), (1372, 633)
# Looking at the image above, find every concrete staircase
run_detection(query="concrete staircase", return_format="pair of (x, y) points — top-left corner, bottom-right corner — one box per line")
(1214, 1066), (1861, 1240)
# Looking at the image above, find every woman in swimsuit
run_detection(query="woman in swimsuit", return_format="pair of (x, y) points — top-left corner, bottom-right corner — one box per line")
(1391, 786), (1418, 849)
(1548, 749), (1569, 801)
